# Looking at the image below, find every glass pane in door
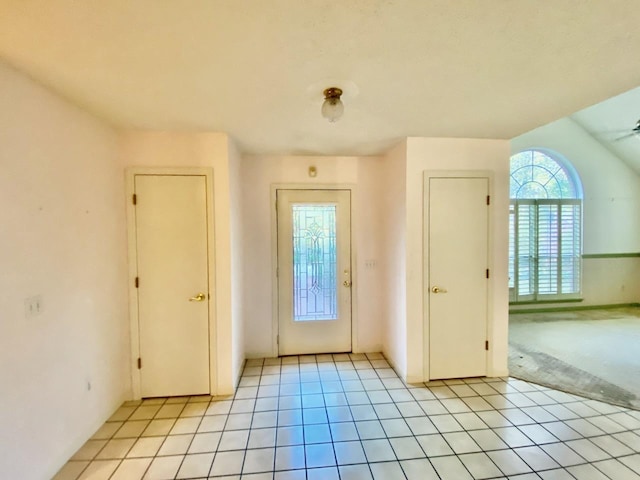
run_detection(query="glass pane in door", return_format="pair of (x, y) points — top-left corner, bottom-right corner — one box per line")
(292, 204), (337, 321)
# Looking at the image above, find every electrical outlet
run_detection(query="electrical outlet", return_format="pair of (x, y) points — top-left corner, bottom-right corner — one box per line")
(34, 295), (42, 314)
(24, 295), (43, 318)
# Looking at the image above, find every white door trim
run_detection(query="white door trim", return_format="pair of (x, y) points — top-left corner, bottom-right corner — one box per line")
(126, 167), (217, 399)
(422, 170), (494, 381)
(270, 183), (358, 357)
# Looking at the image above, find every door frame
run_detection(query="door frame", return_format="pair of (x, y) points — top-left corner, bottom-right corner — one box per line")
(423, 170), (494, 381)
(126, 167), (217, 399)
(270, 184), (358, 357)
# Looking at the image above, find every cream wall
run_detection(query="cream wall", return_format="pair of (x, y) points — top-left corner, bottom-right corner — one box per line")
(241, 155), (384, 357)
(379, 142), (408, 377)
(511, 118), (640, 309)
(120, 132), (242, 393)
(581, 258), (640, 305)
(0, 62), (129, 479)
(405, 138), (511, 381)
(228, 139), (245, 384)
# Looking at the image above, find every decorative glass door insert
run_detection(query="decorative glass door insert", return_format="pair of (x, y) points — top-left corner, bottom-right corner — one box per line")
(277, 190), (352, 355)
(292, 204), (337, 321)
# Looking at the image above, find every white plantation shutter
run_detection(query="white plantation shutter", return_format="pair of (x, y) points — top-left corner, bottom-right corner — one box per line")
(515, 201), (536, 301)
(560, 201), (581, 294)
(537, 202), (559, 296)
(508, 205), (515, 299)
(510, 199), (581, 302)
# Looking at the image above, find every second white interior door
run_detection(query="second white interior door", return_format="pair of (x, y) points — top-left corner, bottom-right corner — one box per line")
(428, 176), (489, 380)
(135, 174), (211, 397)
(277, 189), (352, 355)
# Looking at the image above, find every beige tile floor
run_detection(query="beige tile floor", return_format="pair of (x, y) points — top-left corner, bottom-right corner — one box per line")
(54, 353), (640, 479)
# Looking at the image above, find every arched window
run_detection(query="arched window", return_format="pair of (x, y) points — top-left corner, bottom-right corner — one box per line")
(509, 150), (582, 302)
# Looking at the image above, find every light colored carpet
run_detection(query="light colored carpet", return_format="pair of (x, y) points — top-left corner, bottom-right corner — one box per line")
(509, 307), (640, 410)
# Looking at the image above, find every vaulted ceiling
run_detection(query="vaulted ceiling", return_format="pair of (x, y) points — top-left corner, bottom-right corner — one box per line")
(1, 0), (639, 156)
(571, 87), (640, 173)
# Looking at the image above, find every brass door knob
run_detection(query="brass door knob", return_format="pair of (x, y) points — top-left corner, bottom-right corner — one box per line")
(431, 286), (448, 294)
(189, 293), (206, 302)
(343, 280), (352, 287)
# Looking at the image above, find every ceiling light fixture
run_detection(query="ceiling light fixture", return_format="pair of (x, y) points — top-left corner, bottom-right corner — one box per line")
(321, 87), (344, 122)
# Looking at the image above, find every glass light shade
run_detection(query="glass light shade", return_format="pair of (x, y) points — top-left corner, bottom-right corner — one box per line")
(321, 97), (344, 122)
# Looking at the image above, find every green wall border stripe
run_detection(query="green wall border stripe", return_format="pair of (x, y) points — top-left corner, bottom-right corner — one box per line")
(510, 303), (640, 314)
(582, 253), (640, 259)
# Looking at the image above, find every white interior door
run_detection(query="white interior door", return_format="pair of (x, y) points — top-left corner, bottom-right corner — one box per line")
(428, 176), (489, 379)
(277, 190), (352, 355)
(135, 174), (210, 397)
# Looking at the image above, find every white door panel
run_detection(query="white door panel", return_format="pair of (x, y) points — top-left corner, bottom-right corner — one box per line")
(428, 177), (489, 379)
(277, 190), (352, 355)
(135, 175), (210, 397)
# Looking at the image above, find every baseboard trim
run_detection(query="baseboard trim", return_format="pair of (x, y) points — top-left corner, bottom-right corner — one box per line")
(488, 368), (509, 378)
(511, 298), (582, 306)
(405, 375), (424, 385)
(234, 358), (246, 389)
(245, 352), (278, 360)
(381, 351), (410, 383)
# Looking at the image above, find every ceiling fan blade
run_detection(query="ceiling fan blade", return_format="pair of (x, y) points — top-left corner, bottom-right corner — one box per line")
(613, 132), (638, 142)
(595, 129), (634, 135)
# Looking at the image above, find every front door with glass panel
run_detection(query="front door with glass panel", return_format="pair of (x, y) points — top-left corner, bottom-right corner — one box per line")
(277, 190), (352, 355)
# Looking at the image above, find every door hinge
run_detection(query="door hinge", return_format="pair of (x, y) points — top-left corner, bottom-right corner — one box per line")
(277, 335), (279, 346)
(137, 357), (142, 369)
(485, 341), (489, 351)
(135, 277), (139, 288)
(276, 267), (279, 278)
(486, 269), (490, 279)
(486, 195), (490, 205)
(132, 194), (137, 205)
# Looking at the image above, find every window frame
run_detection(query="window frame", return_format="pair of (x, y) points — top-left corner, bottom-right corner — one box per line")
(509, 199), (582, 303)
(509, 150), (583, 304)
